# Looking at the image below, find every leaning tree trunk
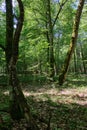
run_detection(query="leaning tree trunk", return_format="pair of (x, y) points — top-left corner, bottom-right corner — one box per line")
(8, 0), (39, 129)
(59, 0), (85, 85)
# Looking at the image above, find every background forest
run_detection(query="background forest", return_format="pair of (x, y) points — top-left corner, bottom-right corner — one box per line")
(0, 0), (87, 79)
(0, 0), (87, 130)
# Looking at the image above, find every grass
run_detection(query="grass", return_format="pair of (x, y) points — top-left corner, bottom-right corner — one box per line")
(0, 74), (87, 129)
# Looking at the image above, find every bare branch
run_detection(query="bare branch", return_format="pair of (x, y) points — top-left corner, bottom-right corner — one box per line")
(53, 0), (68, 27)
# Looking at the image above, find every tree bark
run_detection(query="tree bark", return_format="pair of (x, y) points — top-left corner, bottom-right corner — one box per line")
(5, 0), (13, 71)
(59, 0), (85, 85)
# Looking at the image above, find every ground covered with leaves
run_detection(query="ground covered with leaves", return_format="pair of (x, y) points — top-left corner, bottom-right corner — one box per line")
(0, 74), (87, 130)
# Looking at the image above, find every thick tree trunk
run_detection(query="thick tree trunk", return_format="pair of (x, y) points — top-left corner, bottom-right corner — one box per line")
(9, 59), (38, 129)
(7, 0), (39, 129)
(5, 0), (13, 71)
(59, 0), (85, 85)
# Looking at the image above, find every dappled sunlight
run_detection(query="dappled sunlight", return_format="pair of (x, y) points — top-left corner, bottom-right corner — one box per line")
(3, 90), (9, 95)
(1, 82), (87, 130)
(2, 84), (87, 106)
(22, 85), (87, 106)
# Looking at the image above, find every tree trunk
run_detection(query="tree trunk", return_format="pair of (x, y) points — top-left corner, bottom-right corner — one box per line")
(5, 0), (13, 71)
(80, 42), (86, 74)
(59, 0), (85, 85)
(45, 13), (50, 74)
(9, 59), (38, 129)
(46, 0), (55, 77)
(73, 49), (77, 73)
(6, 0), (39, 129)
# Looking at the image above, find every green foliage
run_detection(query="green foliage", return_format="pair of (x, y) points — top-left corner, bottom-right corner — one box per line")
(19, 75), (47, 85)
(0, 0), (86, 76)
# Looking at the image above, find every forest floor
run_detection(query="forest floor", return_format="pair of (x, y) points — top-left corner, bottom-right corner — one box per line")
(0, 74), (87, 130)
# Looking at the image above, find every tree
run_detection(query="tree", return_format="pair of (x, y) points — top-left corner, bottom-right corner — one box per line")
(59, 0), (85, 85)
(46, 0), (54, 77)
(54, 0), (75, 75)
(4, 0), (39, 129)
(22, 0), (68, 78)
(45, 0), (69, 77)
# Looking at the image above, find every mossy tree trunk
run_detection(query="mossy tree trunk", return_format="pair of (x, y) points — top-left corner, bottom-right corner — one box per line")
(59, 0), (85, 85)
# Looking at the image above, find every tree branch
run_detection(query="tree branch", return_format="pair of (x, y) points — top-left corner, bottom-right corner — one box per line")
(0, 44), (6, 51)
(53, 0), (68, 27)
(12, 0), (24, 63)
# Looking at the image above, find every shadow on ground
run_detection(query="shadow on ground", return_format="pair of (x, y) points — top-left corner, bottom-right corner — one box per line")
(26, 95), (87, 130)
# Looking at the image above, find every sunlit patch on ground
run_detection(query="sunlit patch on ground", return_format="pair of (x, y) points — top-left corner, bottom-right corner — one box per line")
(2, 83), (87, 106)
(22, 85), (87, 106)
